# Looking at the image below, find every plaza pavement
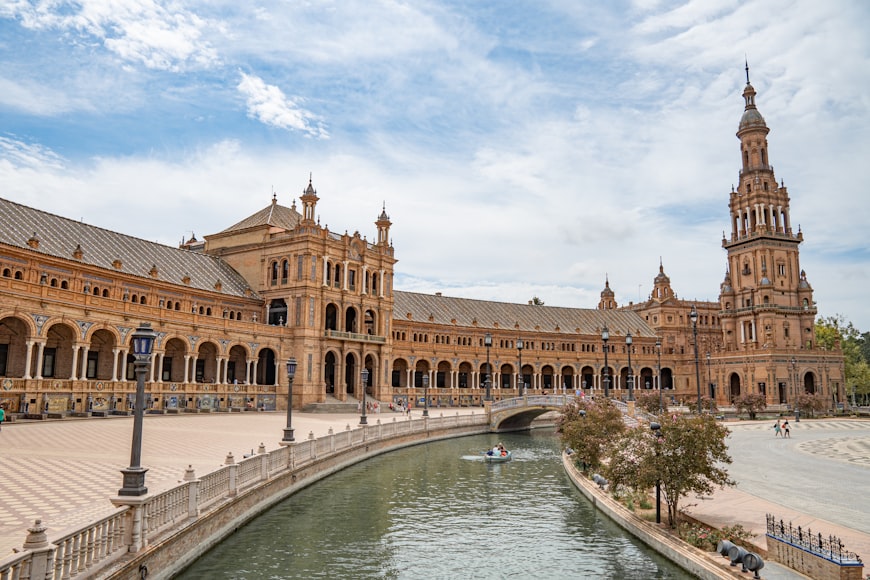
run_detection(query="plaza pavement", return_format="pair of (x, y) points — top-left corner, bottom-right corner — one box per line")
(0, 411), (868, 577)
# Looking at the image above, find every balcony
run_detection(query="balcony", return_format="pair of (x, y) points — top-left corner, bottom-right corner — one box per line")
(324, 329), (386, 344)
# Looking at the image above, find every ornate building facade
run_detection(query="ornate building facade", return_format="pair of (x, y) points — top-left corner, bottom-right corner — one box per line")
(0, 77), (844, 417)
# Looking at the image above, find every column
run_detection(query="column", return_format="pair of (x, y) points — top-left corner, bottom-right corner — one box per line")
(322, 256), (329, 286)
(251, 359), (258, 385)
(157, 353), (164, 383)
(79, 346), (89, 380)
(342, 260), (349, 291)
(379, 269), (385, 298)
(70, 345), (80, 380)
(273, 359), (279, 386)
(35, 342), (45, 379)
(111, 348), (120, 381)
(361, 265), (368, 295)
(246, 359), (253, 384)
(24, 340), (34, 379)
(184, 355), (191, 383)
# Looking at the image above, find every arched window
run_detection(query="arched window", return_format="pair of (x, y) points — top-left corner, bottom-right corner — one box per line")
(281, 259), (289, 283)
(270, 261), (279, 285)
(140, 296), (147, 306)
(1, 268), (9, 277)
(61, 280), (69, 289)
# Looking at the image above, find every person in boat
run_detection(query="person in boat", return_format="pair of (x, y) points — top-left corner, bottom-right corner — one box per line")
(487, 444), (500, 456)
(498, 443), (508, 457)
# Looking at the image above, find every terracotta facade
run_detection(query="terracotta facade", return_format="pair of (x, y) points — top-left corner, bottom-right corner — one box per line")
(0, 79), (844, 416)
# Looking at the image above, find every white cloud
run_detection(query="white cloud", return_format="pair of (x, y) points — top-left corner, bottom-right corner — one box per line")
(4, 0), (220, 71)
(237, 72), (328, 138)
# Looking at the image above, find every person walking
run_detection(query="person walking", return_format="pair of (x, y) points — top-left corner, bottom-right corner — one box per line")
(782, 419), (791, 438)
(0, 405), (5, 431)
(774, 420), (782, 437)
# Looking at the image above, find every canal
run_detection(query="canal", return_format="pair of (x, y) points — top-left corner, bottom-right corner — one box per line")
(177, 429), (691, 579)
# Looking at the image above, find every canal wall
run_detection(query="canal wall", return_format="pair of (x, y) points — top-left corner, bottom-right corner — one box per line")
(561, 452), (743, 580)
(0, 414), (490, 580)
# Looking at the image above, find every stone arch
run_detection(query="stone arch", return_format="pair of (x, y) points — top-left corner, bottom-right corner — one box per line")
(87, 328), (117, 380)
(436, 359), (451, 388)
(559, 365), (574, 392)
(194, 341), (220, 383)
(256, 347), (277, 385)
(729, 372), (742, 401)
(324, 349), (339, 394)
(580, 365), (595, 392)
(540, 364), (555, 391)
(42, 321), (78, 379)
(227, 344), (249, 384)
(345, 305), (359, 334)
(458, 361), (473, 388)
(391, 357), (410, 389)
(324, 303), (338, 331)
(161, 337), (188, 383)
(345, 351), (361, 399)
(0, 315), (32, 377)
(802, 371), (816, 395)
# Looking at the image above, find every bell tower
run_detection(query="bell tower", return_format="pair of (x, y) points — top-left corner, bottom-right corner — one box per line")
(720, 65), (816, 351)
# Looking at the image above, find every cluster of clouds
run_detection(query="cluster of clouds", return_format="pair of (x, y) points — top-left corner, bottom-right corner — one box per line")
(0, 0), (868, 329)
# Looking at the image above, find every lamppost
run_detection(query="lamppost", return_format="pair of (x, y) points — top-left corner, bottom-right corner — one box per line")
(626, 332), (634, 402)
(484, 332), (492, 401)
(118, 322), (157, 496)
(790, 356), (800, 422)
(689, 306), (701, 414)
(656, 337), (662, 414)
(650, 421), (662, 524)
(422, 374), (429, 417)
(360, 367), (369, 425)
(517, 337), (524, 396)
(706, 352), (712, 401)
(602, 324), (610, 398)
(282, 358), (297, 443)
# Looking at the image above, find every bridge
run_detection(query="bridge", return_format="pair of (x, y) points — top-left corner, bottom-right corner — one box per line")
(488, 395), (645, 431)
(489, 394), (574, 431)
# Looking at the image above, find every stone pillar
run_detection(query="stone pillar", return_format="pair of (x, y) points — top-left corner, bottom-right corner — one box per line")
(111, 347), (120, 382)
(21, 519), (56, 579)
(70, 344), (80, 380)
(24, 340), (34, 379)
(35, 341), (45, 379)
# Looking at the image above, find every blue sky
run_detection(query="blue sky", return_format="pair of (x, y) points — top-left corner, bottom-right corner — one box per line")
(1, 0), (869, 330)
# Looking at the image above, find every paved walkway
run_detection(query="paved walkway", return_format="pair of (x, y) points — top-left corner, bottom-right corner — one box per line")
(684, 419), (870, 565)
(1, 412), (867, 578)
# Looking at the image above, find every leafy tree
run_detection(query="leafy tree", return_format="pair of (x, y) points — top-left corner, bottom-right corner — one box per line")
(530, 296), (545, 305)
(733, 393), (767, 420)
(605, 415), (733, 527)
(557, 398), (626, 472)
(815, 315), (870, 404)
(636, 391), (668, 415)
(795, 392), (828, 418)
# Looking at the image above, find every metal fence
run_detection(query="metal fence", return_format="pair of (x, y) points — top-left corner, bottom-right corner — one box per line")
(766, 513), (862, 564)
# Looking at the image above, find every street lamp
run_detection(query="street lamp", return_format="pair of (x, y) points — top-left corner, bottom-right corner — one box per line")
(602, 324), (610, 398)
(517, 337), (524, 396)
(706, 352), (712, 401)
(790, 356), (800, 422)
(484, 332), (492, 401)
(690, 306), (701, 414)
(360, 367), (369, 425)
(422, 374), (429, 417)
(656, 337), (662, 414)
(282, 357), (297, 443)
(626, 332), (634, 402)
(118, 322), (157, 496)
(650, 422), (662, 524)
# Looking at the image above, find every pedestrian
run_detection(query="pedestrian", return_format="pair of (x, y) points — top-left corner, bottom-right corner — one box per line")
(782, 420), (791, 438)
(0, 405), (5, 431)
(773, 420), (782, 437)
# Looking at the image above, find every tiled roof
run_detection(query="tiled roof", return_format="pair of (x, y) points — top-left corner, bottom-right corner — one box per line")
(219, 197), (301, 233)
(393, 291), (655, 337)
(0, 197), (258, 299)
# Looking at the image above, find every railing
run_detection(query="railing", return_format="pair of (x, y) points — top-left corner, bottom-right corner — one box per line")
(323, 329), (387, 343)
(491, 394), (571, 412)
(0, 412), (488, 579)
(766, 514), (862, 565)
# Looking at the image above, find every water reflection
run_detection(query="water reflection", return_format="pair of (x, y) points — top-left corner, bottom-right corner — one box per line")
(178, 429), (690, 579)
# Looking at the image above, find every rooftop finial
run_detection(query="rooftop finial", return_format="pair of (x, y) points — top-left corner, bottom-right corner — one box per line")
(745, 56), (750, 84)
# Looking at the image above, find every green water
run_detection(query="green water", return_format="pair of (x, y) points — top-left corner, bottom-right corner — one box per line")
(177, 429), (691, 579)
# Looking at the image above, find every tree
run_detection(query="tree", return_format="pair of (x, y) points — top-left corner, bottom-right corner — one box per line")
(816, 315), (870, 404)
(795, 392), (828, 418)
(635, 391), (668, 415)
(733, 393), (767, 420)
(605, 415), (733, 527)
(530, 296), (545, 305)
(557, 398), (626, 472)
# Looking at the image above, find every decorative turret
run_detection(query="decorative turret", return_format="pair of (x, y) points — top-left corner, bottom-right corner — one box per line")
(300, 174), (319, 224)
(376, 202), (392, 247)
(597, 276), (617, 310)
(651, 259), (673, 301)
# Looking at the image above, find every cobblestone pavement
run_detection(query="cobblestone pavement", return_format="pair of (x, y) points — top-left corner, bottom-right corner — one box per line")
(1, 413), (867, 572)
(0, 408), (458, 557)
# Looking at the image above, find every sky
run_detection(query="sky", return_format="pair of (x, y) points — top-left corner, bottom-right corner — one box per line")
(1, 0), (869, 330)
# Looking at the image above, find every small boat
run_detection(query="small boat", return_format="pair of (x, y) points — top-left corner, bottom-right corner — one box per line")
(484, 450), (512, 462)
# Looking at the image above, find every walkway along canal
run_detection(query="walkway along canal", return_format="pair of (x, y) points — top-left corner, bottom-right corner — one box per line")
(177, 429), (691, 579)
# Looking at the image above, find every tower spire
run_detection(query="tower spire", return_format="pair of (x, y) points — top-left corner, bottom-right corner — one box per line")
(745, 56), (750, 84)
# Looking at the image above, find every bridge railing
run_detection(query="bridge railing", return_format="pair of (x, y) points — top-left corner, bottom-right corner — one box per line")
(0, 412), (488, 579)
(491, 395), (572, 412)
